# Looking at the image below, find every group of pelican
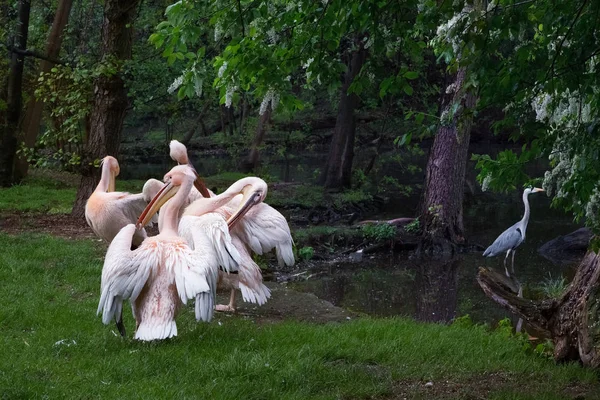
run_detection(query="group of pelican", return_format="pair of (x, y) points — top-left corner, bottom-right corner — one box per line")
(85, 141), (294, 341)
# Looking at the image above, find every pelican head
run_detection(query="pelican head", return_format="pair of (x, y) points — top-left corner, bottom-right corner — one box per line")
(137, 165), (196, 228)
(169, 140), (211, 198)
(101, 156), (120, 192)
(226, 178), (268, 229)
(169, 140), (189, 165)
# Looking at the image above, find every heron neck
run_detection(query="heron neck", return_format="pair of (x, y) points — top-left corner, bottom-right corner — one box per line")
(162, 179), (193, 236)
(521, 191), (531, 227)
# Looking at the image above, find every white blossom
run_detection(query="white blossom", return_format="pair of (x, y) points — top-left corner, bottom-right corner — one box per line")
(218, 61), (228, 78)
(168, 75), (184, 94)
(267, 28), (279, 45)
(214, 23), (223, 42)
(259, 87), (278, 115)
(225, 84), (237, 108)
(481, 175), (492, 192)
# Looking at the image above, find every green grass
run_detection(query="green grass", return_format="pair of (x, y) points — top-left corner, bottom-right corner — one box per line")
(0, 182), (76, 213)
(1, 233), (598, 399)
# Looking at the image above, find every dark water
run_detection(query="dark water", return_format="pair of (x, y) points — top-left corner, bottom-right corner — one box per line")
(120, 144), (581, 326)
(289, 194), (581, 326)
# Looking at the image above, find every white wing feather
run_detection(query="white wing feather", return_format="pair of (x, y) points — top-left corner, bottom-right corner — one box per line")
(179, 213), (241, 321)
(233, 203), (295, 267)
(97, 224), (157, 325)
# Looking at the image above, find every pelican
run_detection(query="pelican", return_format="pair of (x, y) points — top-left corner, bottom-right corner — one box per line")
(85, 156), (162, 247)
(483, 187), (545, 277)
(169, 140), (295, 311)
(97, 167), (269, 340)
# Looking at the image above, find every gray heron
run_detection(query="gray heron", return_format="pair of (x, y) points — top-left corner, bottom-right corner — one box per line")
(483, 187), (545, 277)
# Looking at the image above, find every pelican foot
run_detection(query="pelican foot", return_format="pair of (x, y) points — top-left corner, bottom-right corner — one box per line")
(215, 304), (236, 312)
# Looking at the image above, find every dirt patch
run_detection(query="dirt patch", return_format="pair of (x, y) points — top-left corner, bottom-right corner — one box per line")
(388, 373), (600, 400)
(214, 282), (357, 324)
(0, 211), (96, 240)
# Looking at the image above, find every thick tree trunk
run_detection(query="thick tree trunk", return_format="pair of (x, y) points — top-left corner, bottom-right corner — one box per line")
(14, 0), (74, 182)
(477, 250), (600, 367)
(0, 0), (31, 187)
(240, 107), (271, 173)
(418, 68), (476, 254)
(321, 40), (368, 189)
(71, 0), (139, 219)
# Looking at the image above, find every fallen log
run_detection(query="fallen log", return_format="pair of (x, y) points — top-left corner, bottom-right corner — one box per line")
(538, 227), (592, 266)
(477, 250), (600, 367)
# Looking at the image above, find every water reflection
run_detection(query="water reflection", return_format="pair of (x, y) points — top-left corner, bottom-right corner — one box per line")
(414, 258), (459, 323)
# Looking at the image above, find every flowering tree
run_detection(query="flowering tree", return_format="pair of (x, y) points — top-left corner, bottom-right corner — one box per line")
(445, 0), (600, 366)
(150, 0), (422, 186)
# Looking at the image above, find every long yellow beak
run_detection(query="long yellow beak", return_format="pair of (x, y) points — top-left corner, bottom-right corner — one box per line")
(226, 187), (257, 229)
(136, 181), (177, 228)
(534, 187), (545, 193)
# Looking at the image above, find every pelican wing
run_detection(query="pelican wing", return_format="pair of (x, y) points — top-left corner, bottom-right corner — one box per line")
(97, 224), (158, 325)
(118, 192), (158, 227)
(234, 203), (295, 267)
(179, 213), (241, 321)
(232, 236), (271, 305)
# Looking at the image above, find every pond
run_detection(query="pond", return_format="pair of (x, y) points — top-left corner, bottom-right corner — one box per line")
(289, 193), (581, 326)
(119, 142), (580, 327)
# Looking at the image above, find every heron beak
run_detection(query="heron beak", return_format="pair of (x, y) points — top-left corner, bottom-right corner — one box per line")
(189, 163), (211, 198)
(136, 181), (177, 229)
(534, 187), (545, 193)
(226, 186), (257, 229)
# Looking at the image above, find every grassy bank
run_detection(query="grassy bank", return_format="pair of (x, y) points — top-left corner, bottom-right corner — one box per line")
(1, 233), (598, 399)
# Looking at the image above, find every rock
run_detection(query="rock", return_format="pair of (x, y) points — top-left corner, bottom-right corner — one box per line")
(537, 228), (592, 266)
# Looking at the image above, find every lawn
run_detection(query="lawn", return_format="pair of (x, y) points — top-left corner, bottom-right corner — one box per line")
(1, 233), (598, 399)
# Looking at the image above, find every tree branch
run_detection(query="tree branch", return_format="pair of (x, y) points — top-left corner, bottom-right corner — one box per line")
(3, 43), (67, 65)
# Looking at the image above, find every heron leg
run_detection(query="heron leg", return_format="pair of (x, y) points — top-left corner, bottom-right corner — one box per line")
(215, 289), (237, 312)
(504, 250), (511, 278)
(515, 284), (524, 333)
(511, 250), (517, 275)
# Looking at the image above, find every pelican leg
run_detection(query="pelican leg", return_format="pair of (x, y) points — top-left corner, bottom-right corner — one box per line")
(215, 289), (237, 312)
(115, 312), (126, 337)
(504, 250), (512, 278)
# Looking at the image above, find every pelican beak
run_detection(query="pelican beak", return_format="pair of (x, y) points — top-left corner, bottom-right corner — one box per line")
(226, 186), (258, 229)
(136, 180), (177, 228)
(533, 187), (545, 193)
(189, 163), (211, 198)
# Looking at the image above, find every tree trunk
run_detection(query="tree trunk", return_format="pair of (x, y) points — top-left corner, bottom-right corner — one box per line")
(181, 102), (210, 145)
(415, 258), (459, 323)
(0, 0), (31, 187)
(321, 40), (367, 190)
(71, 0), (139, 219)
(14, 0), (74, 182)
(418, 67), (476, 254)
(477, 249), (600, 367)
(240, 107), (271, 173)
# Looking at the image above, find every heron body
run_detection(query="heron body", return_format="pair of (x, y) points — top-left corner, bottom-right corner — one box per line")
(483, 187), (544, 277)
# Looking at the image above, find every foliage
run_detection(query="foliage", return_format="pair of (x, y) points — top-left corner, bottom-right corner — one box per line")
(361, 223), (397, 242)
(0, 181), (75, 214)
(538, 273), (568, 299)
(404, 218), (421, 234)
(433, 0), (600, 236)
(1, 233), (597, 399)
(298, 246), (314, 262)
